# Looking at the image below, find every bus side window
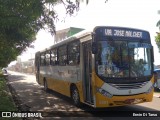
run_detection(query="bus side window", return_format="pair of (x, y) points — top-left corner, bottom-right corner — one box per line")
(51, 48), (57, 66)
(55, 60), (59, 65)
(40, 53), (45, 66)
(76, 53), (80, 64)
(68, 40), (80, 65)
(58, 45), (67, 66)
(45, 50), (50, 66)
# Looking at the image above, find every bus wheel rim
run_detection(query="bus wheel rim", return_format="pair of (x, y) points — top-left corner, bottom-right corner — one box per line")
(44, 81), (47, 90)
(73, 89), (79, 104)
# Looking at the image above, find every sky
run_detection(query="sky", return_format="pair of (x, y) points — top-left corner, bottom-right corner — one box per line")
(10, 0), (160, 66)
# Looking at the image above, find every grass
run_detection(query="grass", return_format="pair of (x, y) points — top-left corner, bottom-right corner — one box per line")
(0, 70), (24, 120)
(0, 73), (22, 120)
(0, 76), (17, 111)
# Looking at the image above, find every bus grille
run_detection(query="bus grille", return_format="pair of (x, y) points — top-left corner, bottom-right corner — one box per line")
(108, 81), (148, 90)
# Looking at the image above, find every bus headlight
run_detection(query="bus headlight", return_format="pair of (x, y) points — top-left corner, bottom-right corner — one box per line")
(146, 85), (154, 94)
(97, 88), (113, 98)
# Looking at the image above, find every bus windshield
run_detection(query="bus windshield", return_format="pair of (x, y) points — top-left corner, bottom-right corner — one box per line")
(96, 40), (152, 78)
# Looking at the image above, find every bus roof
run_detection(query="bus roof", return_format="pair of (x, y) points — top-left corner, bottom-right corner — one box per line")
(39, 29), (92, 53)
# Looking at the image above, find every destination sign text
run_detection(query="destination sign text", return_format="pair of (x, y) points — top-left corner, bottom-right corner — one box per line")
(104, 29), (143, 38)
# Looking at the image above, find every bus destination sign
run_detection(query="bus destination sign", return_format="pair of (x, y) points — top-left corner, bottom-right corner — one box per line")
(104, 28), (143, 38)
(94, 27), (150, 40)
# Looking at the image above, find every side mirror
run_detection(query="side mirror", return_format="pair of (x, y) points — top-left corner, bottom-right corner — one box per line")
(151, 46), (154, 62)
(153, 71), (158, 84)
(151, 46), (154, 74)
(92, 42), (97, 54)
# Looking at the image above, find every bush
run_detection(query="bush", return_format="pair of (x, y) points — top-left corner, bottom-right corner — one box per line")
(0, 77), (17, 111)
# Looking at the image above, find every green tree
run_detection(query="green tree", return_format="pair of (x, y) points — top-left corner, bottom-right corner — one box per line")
(0, 39), (18, 67)
(0, 0), (80, 67)
(0, 0), (108, 67)
(155, 33), (160, 52)
(155, 10), (160, 52)
(157, 10), (160, 29)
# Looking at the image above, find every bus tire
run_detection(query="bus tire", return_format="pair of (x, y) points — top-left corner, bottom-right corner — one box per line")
(71, 86), (82, 107)
(44, 79), (48, 92)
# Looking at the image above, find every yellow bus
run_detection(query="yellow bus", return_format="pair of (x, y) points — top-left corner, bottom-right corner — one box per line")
(35, 26), (155, 108)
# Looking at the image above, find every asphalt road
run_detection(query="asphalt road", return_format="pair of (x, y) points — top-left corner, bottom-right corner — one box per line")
(6, 71), (160, 120)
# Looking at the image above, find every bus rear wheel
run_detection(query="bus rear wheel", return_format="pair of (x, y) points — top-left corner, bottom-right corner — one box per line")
(71, 86), (81, 107)
(44, 80), (48, 92)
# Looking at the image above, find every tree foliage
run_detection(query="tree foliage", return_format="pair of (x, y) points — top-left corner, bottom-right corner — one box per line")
(155, 33), (160, 53)
(0, 0), (81, 67)
(155, 10), (160, 53)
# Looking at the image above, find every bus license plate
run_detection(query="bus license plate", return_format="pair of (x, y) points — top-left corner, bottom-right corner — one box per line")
(124, 99), (135, 104)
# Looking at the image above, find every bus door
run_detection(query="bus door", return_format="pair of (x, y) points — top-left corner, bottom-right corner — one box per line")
(83, 42), (93, 104)
(35, 52), (40, 84)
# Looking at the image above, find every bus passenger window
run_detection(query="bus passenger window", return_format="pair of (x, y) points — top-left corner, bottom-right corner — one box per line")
(76, 53), (80, 64)
(58, 45), (67, 66)
(68, 40), (80, 65)
(51, 49), (57, 65)
(55, 60), (59, 65)
(45, 51), (51, 66)
(40, 53), (46, 66)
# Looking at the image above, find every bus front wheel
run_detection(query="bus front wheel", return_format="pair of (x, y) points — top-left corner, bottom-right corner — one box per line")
(71, 86), (81, 107)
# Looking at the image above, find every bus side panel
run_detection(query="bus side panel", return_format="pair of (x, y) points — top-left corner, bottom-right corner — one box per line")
(42, 66), (81, 98)
(47, 78), (71, 97)
(48, 79), (83, 100)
